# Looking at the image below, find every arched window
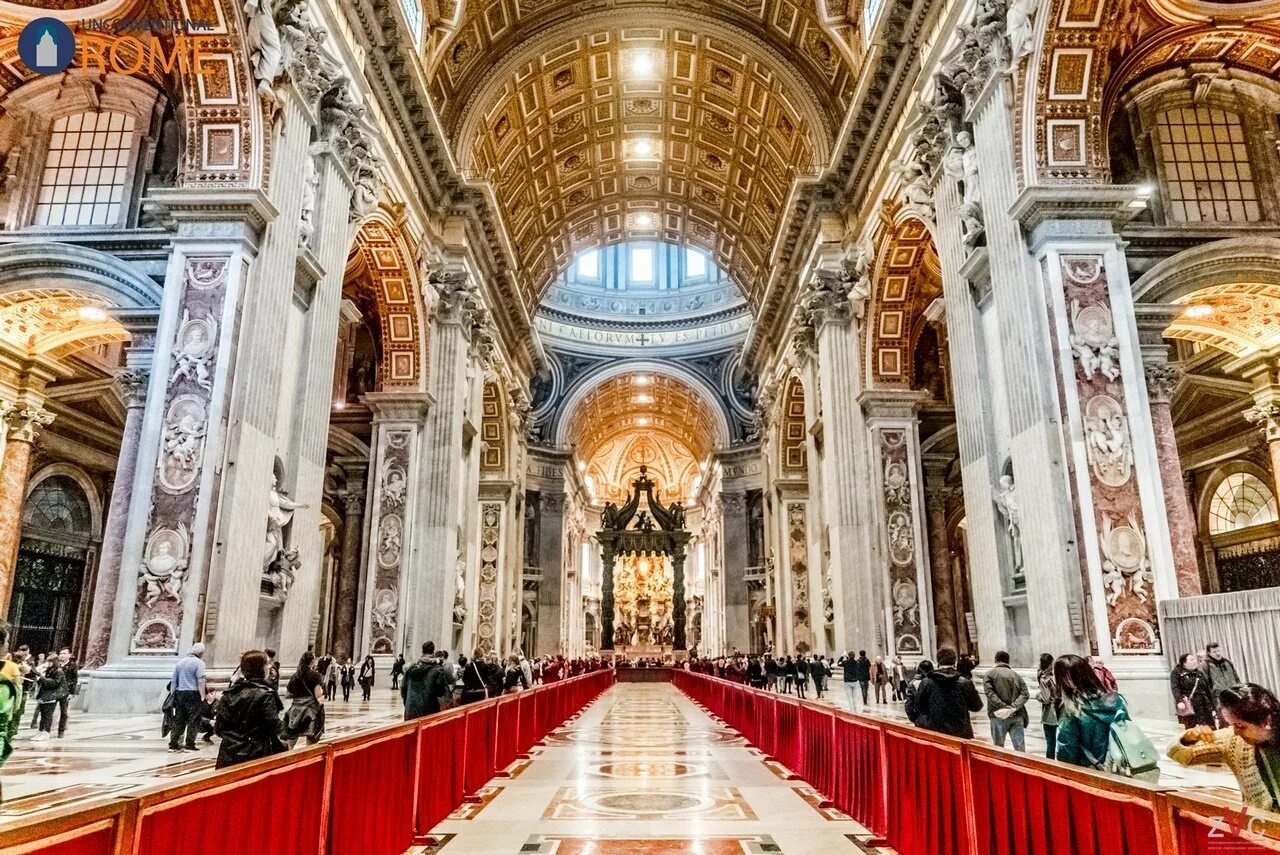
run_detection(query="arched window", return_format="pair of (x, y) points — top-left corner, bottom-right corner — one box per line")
(23, 475), (93, 542)
(1155, 107), (1260, 224)
(34, 111), (137, 227)
(1208, 472), (1278, 535)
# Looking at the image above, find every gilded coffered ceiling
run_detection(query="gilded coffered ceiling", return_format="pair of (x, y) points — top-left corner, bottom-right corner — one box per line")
(0, 289), (127, 361)
(1167, 283), (1280, 357)
(565, 372), (722, 472)
(441, 8), (861, 312)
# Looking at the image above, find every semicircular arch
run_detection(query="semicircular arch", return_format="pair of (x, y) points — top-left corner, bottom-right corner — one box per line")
(347, 214), (430, 391)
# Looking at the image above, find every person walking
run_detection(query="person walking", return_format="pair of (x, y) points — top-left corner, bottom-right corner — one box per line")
(1037, 653), (1060, 760)
(32, 651), (68, 743)
(795, 655), (810, 699)
(283, 651), (325, 747)
(840, 652), (861, 710)
(340, 659), (355, 702)
(912, 649), (982, 738)
(167, 644), (208, 752)
(1169, 684), (1280, 811)
(390, 654), (405, 690)
(1203, 642), (1242, 727)
(1053, 653), (1129, 770)
(1172, 652), (1214, 729)
(783, 656), (797, 695)
(904, 660), (933, 723)
(891, 655), (907, 701)
(811, 656), (827, 699)
(323, 656), (338, 702)
(358, 654), (375, 701)
(856, 651), (872, 706)
(213, 650), (285, 769)
(983, 650), (1030, 751)
(54, 648), (77, 738)
(461, 649), (491, 704)
(871, 656), (889, 704)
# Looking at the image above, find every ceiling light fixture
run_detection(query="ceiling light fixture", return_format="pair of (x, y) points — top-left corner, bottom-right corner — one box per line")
(632, 138), (654, 158)
(637, 416), (650, 426)
(634, 394), (653, 404)
(630, 50), (656, 76)
(633, 212), (655, 228)
(634, 375), (652, 386)
(1185, 304), (1214, 319)
(78, 306), (108, 322)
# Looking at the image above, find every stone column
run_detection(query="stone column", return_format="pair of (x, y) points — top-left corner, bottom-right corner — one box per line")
(83, 370), (149, 668)
(923, 474), (959, 653)
(1244, 397), (1280, 514)
(330, 462), (367, 662)
(862, 390), (934, 661)
(0, 404), (54, 613)
(361, 393), (430, 657)
(535, 491), (565, 656)
(721, 492), (750, 652)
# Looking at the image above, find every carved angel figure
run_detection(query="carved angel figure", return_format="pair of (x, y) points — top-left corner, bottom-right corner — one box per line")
(265, 547), (301, 599)
(1006, 0), (1041, 68)
(1070, 300), (1122, 381)
(244, 0), (283, 96)
(164, 411), (207, 471)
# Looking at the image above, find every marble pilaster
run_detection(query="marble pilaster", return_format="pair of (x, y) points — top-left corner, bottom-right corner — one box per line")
(720, 491), (750, 652)
(536, 491), (565, 656)
(0, 404), (54, 613)
(83, 370), (150, 668)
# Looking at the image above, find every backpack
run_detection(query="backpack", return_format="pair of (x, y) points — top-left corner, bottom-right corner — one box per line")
(1083, 706), (1160, 783)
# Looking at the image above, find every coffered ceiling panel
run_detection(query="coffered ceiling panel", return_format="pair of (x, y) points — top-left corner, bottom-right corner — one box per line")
(565, 371), (722, 465)
(457, 22), (837, 310)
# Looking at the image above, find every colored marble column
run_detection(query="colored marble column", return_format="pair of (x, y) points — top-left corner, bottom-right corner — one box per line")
(331, 469), (366, 662)
(923, 483), (959, 652)
(0, 406), (54, 613)
(1145, 362), (1201, 597)
(83, 371), (149, 668)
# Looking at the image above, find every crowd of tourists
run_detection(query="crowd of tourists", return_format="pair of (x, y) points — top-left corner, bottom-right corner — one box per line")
(688, 641), (1280, 813)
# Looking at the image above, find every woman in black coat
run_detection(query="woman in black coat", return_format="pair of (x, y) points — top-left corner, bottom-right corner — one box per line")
(1171, 652), (1215, 729)
(213, 650), (285, 769)
(461, 648), (491, 704)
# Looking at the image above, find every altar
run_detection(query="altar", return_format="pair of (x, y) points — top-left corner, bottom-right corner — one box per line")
(597, 466), (690, 659)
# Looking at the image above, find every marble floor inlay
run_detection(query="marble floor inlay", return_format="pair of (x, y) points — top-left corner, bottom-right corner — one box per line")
(425, 684), (870, 853)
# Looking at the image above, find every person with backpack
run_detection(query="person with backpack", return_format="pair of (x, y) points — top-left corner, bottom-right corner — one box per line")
(402, 644), (449, 719)
(904, 660), (933, 723)
(913, 648), (982, 737)
(1054, 653), (1159, 781)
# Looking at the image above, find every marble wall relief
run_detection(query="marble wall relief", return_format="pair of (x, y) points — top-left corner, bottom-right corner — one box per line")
(880, 430), (923, 656)
(130, 257), (229, 654)
(476, 503), (502, 656)
(368, 430), (410, 654)
(785, 503), (813, 650)
(1059, 255), (1160, 655)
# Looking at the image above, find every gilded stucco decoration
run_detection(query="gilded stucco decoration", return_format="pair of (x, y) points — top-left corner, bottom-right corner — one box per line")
(345, 218), (429, 389)
(866, 218), (942, 386)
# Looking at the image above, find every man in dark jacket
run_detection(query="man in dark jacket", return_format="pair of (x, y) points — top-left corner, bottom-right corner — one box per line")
(214, 650), (285, 769)
(1203, 642), (1242, 726)
(913, 648), (983, 738)
(840, 652), (860, 710)
(904, 660), (934, 723)
(856, 651), (872, 706)
(401, 644), (449, 720)
(982, 650), (1030, 751)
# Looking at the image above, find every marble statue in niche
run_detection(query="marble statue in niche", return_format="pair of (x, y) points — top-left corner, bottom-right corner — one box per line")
(1084, 395), (1134, 487)
(891, 158), (935, 225)
(170, 310), (217, 391)
(453, 558), (467, 626)
(243, 0), (282, 96)
(265, 547), (301, 598)
(139, 524), (189, 607)
(160, 396), (208, 492)
(994, 474), (1024, 574)
(264, 475), (308, 571)
(1101, 512), (1153, 606)
(299, 149), (319, 248)
(1070, 300), (1121, 381)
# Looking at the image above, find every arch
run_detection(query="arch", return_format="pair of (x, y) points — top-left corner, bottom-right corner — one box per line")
(480, 379), (510, 475)
(1198, 461), (1279, 538)
(552, 359), (732, 450)
(0, 242), (165, 309)
(24, 463), (103, 543)
(346, 214), (430, 391)
(774, 374), (807, 477)
(865, 217), (942, 387)
(1132, 237), (1280, 303)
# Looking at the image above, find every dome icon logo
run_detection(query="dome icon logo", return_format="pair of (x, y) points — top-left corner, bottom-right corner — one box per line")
(19, 18), (75, 75)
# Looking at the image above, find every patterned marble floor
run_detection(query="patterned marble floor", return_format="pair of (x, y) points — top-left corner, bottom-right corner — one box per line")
(0, 687), (406, 819)
(414, 684), (883, 854)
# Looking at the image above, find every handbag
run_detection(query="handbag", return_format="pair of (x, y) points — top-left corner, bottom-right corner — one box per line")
(1175, 677), (1199, 717)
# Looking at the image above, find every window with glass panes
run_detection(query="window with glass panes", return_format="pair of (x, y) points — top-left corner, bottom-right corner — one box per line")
(1157, 107), (1260, 224)
(34, 112), (136, 227)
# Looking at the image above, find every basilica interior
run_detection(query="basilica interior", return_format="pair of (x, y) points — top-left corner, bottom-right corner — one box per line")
(0, 0), (1275, 731)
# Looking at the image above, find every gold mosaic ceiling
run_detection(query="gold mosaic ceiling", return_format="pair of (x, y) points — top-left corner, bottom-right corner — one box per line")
(439, 5), (861, 311)
(565, 372), (722, 501)
(1168, 283), (1280, 357)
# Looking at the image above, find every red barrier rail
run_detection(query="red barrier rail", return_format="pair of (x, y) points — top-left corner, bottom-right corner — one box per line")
(673, 669), (1280, 855)
(0, 669), (614, 855)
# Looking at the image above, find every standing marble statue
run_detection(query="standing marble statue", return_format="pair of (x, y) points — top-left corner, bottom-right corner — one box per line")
(244, 0), (283, 96)
(993, 474), (1024, 574)
(1005, 0), (1041, 68)
(265, 475), (309, 570)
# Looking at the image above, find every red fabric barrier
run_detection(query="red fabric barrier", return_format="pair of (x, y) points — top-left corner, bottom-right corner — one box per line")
(517, 691), (537, 755)
(329, 730), (417, 855)
(463, 700), (498, 794)
(970, 755), (1158, 855)
(832, 714), (886, 837)
(493, 696), (520, 773)
(137, 759), (326, 855)
(774, 698), (801, 773)
(416, 711), (468, 835)
(756, 693), (777, 758)
(800, 705), (835, 798)
(884, 731), (970, 855)
(1177, 813), (1279, 854)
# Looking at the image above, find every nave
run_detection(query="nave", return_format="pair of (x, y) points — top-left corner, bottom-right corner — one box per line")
(423, 683), (874, 854)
